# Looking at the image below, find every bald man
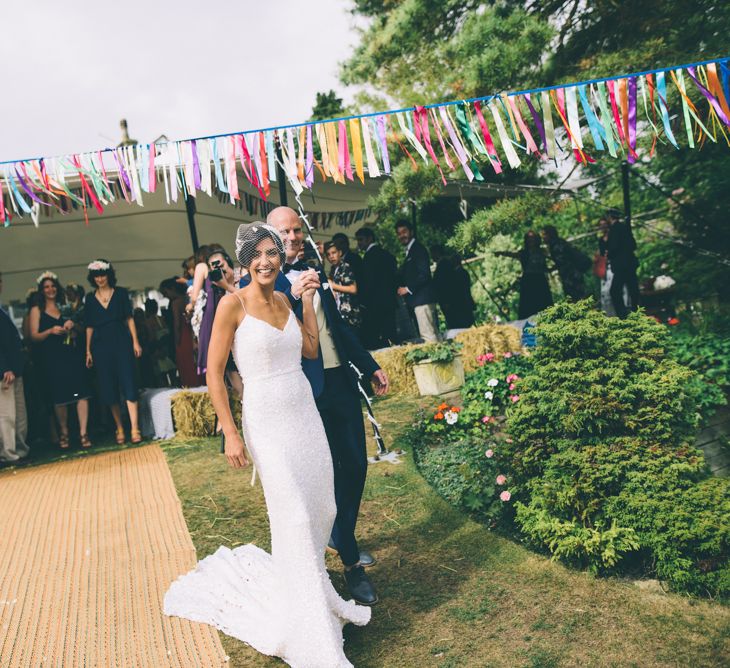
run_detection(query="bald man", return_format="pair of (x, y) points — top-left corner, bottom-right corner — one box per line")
(246, 207), (389, 606)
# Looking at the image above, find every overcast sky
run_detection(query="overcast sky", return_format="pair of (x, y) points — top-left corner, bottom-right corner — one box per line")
(0, 0), (363, 163)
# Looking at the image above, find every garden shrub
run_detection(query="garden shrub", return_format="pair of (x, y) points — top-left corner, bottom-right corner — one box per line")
(502, 300), (730, 597)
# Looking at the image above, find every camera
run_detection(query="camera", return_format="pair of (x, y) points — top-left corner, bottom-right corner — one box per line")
(209, 259), (223, 282)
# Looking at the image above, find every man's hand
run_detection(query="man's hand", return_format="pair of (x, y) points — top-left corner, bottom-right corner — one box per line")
(225, 432), (250, 469)
(2, 370), (15, 390)
(290, 269), (321, 299)
(397, 287), (409, 297)
(371, 369), (389, 396)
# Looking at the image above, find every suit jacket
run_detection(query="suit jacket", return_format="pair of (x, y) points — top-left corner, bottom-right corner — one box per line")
(399, 239), (435, 307)
(359, 245), (398, 311)
(0, 309), (24, 377)
(343, 249), (364, 286)
(239, 269), (379, 399)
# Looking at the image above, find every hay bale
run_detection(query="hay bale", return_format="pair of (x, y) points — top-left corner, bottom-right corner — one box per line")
(372, 324), (521, 396)
(170, 390), (242, 439)
(372, 343), (421, 396)
(454, 323), (522, 372)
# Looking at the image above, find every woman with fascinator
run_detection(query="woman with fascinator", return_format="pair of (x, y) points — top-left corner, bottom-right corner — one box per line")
(164, 223), (370, 668)
(28, 271), (92, 449)
(83, 260), (143, 444)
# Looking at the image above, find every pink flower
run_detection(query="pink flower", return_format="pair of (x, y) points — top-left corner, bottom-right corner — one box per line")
(496, 474), (506, 485)
(510, 395), (520, 402)
(485, 353), (495, 362)
(503, 352), (512, 359)
(509, 383), (516, 391)
(482, 416), (495, 424)
(500, 490), (511, 502)
(485, 449), (494, 458)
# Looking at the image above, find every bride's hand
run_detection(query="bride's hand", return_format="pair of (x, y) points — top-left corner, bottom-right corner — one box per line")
(225, 432), (249, 469)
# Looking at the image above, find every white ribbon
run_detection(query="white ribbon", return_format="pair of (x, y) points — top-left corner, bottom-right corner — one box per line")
(565, 86), (584, 149)
(360, 118), (380, 177)
(489, 102), (521, 169)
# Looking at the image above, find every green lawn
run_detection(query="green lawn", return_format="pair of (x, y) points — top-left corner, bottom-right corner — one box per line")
(161, 395), (730, 668)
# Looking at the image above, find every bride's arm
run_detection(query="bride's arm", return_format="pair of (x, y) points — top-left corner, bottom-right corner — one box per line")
(298, 289), (319, 360)
(206, 296), (248, 469)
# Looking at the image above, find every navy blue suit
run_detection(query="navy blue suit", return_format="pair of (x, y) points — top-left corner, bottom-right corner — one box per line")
(239, 264), (380, 565)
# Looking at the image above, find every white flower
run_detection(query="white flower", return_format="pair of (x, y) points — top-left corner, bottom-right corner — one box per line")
(444, 410), (458, 425)
(653, 274), (676, 291)
(87, 260), (111, 271)
(487, 378), (499, 387)
(484, 391), (494, 400)
(36, 270), (58, 285)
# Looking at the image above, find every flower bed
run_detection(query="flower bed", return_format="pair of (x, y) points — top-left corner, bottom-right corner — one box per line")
(407, 301), (730, 599)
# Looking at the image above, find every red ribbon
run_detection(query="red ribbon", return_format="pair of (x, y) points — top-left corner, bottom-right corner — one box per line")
(473, 101), (503, 174)
(414, 106), (446, 184)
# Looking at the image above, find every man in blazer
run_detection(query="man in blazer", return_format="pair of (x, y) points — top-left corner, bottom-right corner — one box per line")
(395, 219), (440, 342)
(246, 208), (389, 606)
(354, 227), (398, 350)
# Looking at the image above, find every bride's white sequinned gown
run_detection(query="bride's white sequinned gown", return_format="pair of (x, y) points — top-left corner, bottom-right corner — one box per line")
(164, 297), (370, 667)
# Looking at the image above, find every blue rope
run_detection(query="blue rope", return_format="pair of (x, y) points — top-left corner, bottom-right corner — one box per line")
(1, 56), (728, 166)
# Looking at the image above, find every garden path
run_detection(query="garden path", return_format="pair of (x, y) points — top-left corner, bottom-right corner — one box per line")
(0, 445), (227, 667)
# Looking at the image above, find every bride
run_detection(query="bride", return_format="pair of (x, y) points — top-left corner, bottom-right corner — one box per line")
(164, 223), (370, 667)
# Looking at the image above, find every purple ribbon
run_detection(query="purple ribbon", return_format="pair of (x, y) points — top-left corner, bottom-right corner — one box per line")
(15, 168), (51, 206)
(628, 77), (638, 163)
(305, 125), (314, 188)
(191, 140), (202, 190)
(376, 116), (390, 174)
(687, 66), (730, 128)
(113, 149), (132, 192)
(524, 93), (546, 152)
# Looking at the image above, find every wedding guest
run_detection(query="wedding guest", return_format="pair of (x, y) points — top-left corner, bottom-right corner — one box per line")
(134, 307), (155, 388)
(29, 272), (93, 449)
(541, 225), (590, 300)
(185, 244), (212, 337)
(431, 245), (475, 329)
(395, 219), (440, 342)
(160, 278), (203, 388)
(0, 283), (29, 463)
(325, 241), (361, 330)
(196, 249), (237, 376)
(495, 230), (553, 319)
(84, 259), (143, 444)
(605, 209), (640, 318)
(181, 256), (196, 288)
(65, 283), (86, 313)
(331, 232), (363, 284)
(145, 298), (175, 386)
(355, 227), (398, 349)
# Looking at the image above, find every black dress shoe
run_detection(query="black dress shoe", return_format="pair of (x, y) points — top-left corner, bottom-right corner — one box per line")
(327, 539), (377, 567)
(344, 566), (378, 606)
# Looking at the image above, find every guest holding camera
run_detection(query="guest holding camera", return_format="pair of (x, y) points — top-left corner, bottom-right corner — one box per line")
(29, 272), (92, 449)
(196, 249), (237, 376)
(84, 259), (143, 445)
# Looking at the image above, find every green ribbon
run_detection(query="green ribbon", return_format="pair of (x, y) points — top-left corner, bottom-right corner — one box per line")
(454, 103), (484, 181)
(593, 82), (618, 158)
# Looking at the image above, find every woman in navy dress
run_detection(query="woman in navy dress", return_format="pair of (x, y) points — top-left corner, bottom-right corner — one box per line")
(84, 259), (143, 444)
(29, 272), (93, 449)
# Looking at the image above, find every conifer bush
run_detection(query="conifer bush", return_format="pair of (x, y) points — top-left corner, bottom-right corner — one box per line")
(503, 301), (730, 597)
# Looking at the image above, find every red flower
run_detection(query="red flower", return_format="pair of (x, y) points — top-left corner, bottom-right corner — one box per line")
(667, 317), (680, 326)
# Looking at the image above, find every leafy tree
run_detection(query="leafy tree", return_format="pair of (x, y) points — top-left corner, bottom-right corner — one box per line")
(310, 90), (345, 121)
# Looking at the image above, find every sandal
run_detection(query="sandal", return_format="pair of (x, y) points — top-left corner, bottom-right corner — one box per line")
(131, 428), (143, 445)
(80, 433), (93, 449)
(115, 428), (126, 445)
(59, 433), (70, 449)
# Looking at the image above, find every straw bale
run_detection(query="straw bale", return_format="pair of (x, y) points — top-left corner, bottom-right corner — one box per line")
(171, 390), (242, 439)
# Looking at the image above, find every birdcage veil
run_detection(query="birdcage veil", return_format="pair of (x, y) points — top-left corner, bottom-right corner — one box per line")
(235, 223), (286, 269)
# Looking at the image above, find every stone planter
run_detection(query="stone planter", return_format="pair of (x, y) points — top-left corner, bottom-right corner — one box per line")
(411, 355), (465, 396)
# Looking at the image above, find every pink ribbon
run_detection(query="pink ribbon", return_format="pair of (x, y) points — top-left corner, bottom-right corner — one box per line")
(472, 101), (502, 174)
(507, 96), (542, 158)
(414, 106), (446, 184)
(191, 140), (202, 190)
(606, 80), (627, 145)
(429, 109), (455, 170)
(305, 126), (314, 188)
(148, 144), (157, 193)
(338, 120), (353, 181)
(438, 106), (474, 181)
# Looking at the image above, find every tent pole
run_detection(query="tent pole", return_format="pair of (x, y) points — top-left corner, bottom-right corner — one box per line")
(185, 196), (199, 253)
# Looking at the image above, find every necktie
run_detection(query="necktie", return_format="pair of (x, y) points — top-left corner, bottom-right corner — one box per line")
(284, 260), (308, 274)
